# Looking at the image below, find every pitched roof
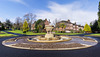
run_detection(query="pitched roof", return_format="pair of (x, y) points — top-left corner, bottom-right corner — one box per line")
(57, 20), (84, 27)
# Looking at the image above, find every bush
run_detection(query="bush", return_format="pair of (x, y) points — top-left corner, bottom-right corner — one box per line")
(23, 31), (26, 33)
(61, 31), (65, 33)
(79, 28), (84, 33)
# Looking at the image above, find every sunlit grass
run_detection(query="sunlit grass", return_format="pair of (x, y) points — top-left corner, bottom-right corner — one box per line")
(8, 30), (83, 35)
(0, 31), (17, 37)
(8, 30), (46, 35)
(85, 34), (100, 36)
(55, 33), (82, 35)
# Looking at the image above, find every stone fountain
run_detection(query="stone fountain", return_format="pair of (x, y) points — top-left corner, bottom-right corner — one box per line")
(27, 25), (72, 42)
(45, 25), (54, 40)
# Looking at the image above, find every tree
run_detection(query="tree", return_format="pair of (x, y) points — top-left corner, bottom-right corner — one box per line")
(1, 24), (5, 30)
(60, 23), (66, 33)
(35, 19), (43, 33)
(53, 18), (61, 27)
(23, 19), (29, 33)
(91, 20), (99, 33)
(37, 25), (43, 33)
(79, 28), (83, 33)
(0, 21), (2, 32)
(83, 23), (92, 33)
(5, 19), (12, 29)
(15, 17), (22, 30)
(23, 13), (36, 30)
(98, 1), (100, 32)
(90, 22), (93, 27)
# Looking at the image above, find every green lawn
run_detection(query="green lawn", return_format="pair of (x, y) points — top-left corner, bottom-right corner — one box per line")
(0, 31), (17, 37)
(8, 30), (82, 35)
(8, 30), (25, 34)
(85, 34), (100, 37)
(8, 30), (46, 35)
(55, 33), (82, 35)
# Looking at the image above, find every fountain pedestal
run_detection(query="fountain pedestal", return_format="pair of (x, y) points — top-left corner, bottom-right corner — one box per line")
(45, 25), (54, 40)
(45, 34), (54, 38)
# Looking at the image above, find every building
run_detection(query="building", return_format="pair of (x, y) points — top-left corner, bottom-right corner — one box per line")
(55, 20), (84, 33)
(31, 19), (50, 30)
(44, 19), (50, 25)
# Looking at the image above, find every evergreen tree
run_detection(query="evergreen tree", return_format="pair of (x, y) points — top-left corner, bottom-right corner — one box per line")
(83, 23), (92, 33)
(98, 1), (100, 31)
(23, 19), (29, 33)
(35, 19), (43, 33)
(91, 20), (99, 33)
(37, 25), (43, 33)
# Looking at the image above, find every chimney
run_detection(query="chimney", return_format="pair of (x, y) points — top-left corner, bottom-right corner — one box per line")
(45, 18), (47, 21)
(67, 19), (70, 22)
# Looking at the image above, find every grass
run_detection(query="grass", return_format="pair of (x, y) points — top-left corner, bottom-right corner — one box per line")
(85, 34), (100, 37)
(8, 30), (24, 34)
(8, 30), (46, 35)
(55, 33), (82, 35)
(0, 31), (6, 33)
(0, 31), (17, 37)
(8, 30), (83, 35)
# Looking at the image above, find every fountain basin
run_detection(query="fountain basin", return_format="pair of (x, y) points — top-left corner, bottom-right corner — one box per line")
(2, 36), (98, 50)
(27, 36), (72, 43)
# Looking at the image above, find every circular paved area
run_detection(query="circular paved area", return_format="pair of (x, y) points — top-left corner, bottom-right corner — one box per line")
(0, 35), (100, 57)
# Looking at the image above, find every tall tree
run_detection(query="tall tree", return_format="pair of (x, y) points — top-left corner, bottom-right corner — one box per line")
(23, 13), (36, 30)
(35, 19), (43, 33)
(37, 25), (43, 33)
(5, 19), (12, 29)
(98, 1), (100, 31)
(0, 21), (2, 31)
(53, 18), (61, 27)
(23, 19), (29, 33)
(91, 20), (99, 33)
(15, 17), (22, 30)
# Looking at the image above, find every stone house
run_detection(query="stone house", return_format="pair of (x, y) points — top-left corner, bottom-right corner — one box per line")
(55, 20), (84, 33)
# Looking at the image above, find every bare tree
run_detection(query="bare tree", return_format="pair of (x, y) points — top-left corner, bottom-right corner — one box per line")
(53, 18), (61, 32)
(15, 17), (22, 30)
(23, 13), (36, 30)
(53, 18), (61, 27)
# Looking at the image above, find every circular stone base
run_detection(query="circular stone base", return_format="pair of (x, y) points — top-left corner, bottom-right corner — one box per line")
(2, 36), (98, 50)
(27, 36), (72, 43)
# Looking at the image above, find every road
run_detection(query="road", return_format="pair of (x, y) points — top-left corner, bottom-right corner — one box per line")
(0, 32), (100, 57)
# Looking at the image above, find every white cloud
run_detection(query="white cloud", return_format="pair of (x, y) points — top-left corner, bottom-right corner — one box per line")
(9, 0), (28, 7)
(0, 17), (16, 23)
(35, 1), (98, 25)
(0, 17), (5, 22)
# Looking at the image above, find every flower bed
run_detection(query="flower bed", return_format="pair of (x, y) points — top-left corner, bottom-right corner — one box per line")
(12, 43), (85, 48)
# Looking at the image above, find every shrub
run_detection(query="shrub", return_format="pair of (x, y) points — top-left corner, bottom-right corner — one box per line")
(83, 23), (92, 33)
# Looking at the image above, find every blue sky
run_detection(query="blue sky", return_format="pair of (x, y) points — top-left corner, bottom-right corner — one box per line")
(0, 0), (99, 25)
